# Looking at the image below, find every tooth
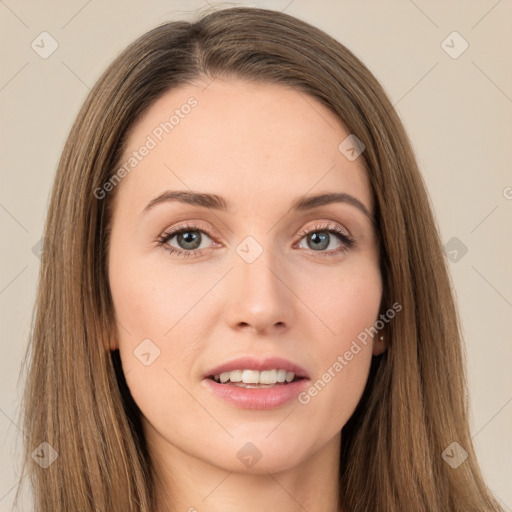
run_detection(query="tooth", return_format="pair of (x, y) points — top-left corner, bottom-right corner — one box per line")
(276, 369), (287, 383)
(259, 369), (277, 384)
(241, 369), (260, 384)
(212, 369), (299, 385)
(229, 370), (242, 382)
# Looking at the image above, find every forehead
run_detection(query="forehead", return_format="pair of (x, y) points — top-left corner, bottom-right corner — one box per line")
(116, 77), (373, 217)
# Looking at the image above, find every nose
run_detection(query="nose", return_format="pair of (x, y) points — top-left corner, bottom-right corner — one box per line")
(224, 245), (295, 335)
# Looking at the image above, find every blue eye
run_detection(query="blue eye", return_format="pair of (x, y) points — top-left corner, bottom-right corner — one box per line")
(156, 222), (355, 258)
(156, 224), (213, 259)
(296, 222), (355, 255)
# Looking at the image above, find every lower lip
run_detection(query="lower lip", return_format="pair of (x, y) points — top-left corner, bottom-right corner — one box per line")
(202, 377), (310, 410)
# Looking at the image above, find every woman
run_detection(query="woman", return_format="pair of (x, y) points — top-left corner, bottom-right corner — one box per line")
(18, 6), (503, 512)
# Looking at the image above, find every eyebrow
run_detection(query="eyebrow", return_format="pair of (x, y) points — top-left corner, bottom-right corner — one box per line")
(141, 190), (373, 222)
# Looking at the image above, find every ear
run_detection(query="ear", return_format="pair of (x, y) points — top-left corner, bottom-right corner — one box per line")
(372, 329), (388, 356)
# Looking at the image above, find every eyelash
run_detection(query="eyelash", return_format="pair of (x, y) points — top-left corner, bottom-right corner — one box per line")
(156, 222), (356, 259)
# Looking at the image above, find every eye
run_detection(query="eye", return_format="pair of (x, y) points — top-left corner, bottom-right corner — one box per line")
(296, 222), (355, 257)
(156, 224), (215, 259)
(156, 221), (356, 259)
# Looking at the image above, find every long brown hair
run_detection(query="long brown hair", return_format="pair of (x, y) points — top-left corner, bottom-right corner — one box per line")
(17, 6), (503, 511)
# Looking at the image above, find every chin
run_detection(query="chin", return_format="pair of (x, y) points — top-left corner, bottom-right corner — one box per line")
(200, 435), (311, 475)
(214, 449), (305, 475)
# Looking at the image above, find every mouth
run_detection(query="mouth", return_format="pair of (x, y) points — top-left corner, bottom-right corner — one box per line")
(202, 356), (310, 408)
(203, 369), (310, 410)
(207, 369), (307, 388)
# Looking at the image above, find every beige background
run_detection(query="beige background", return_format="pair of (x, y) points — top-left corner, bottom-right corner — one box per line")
(1, 0), (511, 510)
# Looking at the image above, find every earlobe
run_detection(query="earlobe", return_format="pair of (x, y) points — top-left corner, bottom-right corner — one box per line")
(372, 333), (388, 356)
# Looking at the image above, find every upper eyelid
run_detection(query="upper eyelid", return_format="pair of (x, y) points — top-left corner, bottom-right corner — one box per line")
(297, 221), (351, 237)
(159, 220), (352, 244)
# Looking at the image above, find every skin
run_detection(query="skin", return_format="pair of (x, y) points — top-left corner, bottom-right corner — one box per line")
(108, 77), (385, 512)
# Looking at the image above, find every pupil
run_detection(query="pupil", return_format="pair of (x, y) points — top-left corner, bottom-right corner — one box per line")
(309, 232), (328, 250)
(179, 231), (200, 249)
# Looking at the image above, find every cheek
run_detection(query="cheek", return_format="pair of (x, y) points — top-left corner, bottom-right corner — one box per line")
(109, 251), (202, 343)
(299, 253), (382, 347)
(109, 256), (204, 438)
(108, 248), (214, 412)
(295, 258), (381, 420)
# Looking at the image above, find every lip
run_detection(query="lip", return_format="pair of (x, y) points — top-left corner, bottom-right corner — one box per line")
(203, 356), (310, 379)
(202, 356), (310, 410)
(202, 377), (310, 410)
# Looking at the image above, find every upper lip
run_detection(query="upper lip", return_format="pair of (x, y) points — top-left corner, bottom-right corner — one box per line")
(204, 356), (310, 379)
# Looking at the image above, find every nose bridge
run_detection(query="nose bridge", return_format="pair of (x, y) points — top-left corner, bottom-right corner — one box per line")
(226, 232), (292, 331)
(235, 234), (284, 300)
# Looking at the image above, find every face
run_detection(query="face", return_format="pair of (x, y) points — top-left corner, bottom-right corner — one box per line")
(108, 77), (384, 474)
